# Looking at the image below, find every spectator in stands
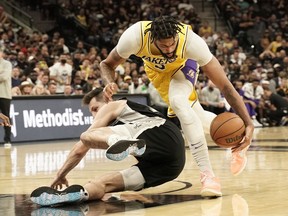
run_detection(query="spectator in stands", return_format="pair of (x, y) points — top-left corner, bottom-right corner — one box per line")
(73, 85), (83, 95)
(128, 76), (144, 94)
(199, 79), (226, 115)
(47, 81), (57, 95)
(75, 8), (88, 27)
(198, 20), (213, 37)
(242, 78), (264, 127)
(276, 73), (288, 97)
(74, 40), (87, 54)
(202, 32), (215, 52)
(64, 84), (73, 95)
(26, 69), (39, 85)
(31, 84), (50, 95)
(71, 73), (84, 89)
(58, 38), (70, 54)
(232, 79), (262, 125)
(237, 13), (255, 48)
(49, 54), (72, 94)
(230, 46), (246, 66)
(82, 75), (95, 93)
(266, 35), (283, 54)
(11, 67), (22, 87)
(12, 81), (34, 96)
(80, 59), (93, 81)
(16, 51), (29, 71)
(263, 88), (288, 126)
(36, 71), (50, 87)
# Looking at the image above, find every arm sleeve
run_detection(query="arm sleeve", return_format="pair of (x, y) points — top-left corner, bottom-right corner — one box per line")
(185, 29), (213, 66)
(116, 22), (142, 59)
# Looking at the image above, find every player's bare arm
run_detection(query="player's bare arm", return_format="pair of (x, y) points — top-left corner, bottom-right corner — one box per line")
(202, 56), (254, 152)
(51, 141), (89, 189)
(100, 48), (126, 101)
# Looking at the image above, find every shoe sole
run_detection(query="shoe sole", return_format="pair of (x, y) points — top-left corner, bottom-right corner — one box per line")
(105, 139), (146, 161)
(31, 207), (84, 216)
(30, 185), (85, 206)
(201, 188), (222, 198)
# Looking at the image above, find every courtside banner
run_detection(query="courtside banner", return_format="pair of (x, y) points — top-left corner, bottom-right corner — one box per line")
(0, 94), (150, 143)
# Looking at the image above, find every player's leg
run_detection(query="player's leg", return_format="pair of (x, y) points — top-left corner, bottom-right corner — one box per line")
(169, 70), (221, 197)
(85, 166), (145, 200)
(0, 99), (11, 146)
(192, 100), (216, 134)
(31, 168), (143, 206)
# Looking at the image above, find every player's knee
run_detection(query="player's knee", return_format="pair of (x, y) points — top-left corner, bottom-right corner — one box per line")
(120, 166), (145, 191)
(169, 96), (195, 125)
(169, 95), (187, 112)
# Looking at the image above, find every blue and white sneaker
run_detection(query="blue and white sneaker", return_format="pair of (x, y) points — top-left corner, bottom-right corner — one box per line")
(106, 139), (146, 161)
(30, 185), (88, 206)
(31, 205), (87, 216)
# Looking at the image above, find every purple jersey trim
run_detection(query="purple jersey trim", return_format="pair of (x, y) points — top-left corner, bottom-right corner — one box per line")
(181, 59), (198, 85)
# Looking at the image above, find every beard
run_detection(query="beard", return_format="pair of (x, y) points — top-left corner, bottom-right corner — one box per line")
(155, 41), (179, 63)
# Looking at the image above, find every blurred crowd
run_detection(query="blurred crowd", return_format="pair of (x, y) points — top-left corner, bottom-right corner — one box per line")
(0, 0), (287, 127)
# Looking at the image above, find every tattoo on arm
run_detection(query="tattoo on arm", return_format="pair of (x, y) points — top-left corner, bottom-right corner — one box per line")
(100, 50), (125, 85)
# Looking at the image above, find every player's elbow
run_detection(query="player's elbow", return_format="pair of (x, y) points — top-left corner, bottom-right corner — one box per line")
(80, 131), (92, 147)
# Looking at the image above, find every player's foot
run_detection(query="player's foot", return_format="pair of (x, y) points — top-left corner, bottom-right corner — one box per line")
(200, 171), (222, 197)
(230, 149), (248, 176)
(106, 139), (146, 161)
(30, 185), (88, 206)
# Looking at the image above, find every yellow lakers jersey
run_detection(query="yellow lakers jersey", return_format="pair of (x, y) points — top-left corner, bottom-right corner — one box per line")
(135, 21), (198, 109)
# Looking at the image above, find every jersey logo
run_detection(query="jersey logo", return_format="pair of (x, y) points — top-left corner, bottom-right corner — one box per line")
(187, 69), (195, 79)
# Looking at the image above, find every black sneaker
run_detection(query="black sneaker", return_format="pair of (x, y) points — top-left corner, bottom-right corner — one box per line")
(106, 139), (146, 161)
(30, 185), (87, 206)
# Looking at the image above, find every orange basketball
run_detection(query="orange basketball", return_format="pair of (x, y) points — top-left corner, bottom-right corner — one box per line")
(210, 112), (245, 148)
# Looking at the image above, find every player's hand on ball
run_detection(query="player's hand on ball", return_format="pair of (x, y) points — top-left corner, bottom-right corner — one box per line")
(51, 176), (69, 190)
(232, 124), (254, 152)
(103, 82), (118, 102)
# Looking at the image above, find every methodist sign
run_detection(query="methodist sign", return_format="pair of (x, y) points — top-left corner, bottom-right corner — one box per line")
(0, 94), (150, 143)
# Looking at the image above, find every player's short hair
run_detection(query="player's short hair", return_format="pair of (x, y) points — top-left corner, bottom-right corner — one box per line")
(144, 16), (184, 42)
(82, 88), (104, 105)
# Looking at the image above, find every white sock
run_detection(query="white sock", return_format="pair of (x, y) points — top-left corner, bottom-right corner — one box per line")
(182, 122), (215, 177)
(170, 97), (215, 176)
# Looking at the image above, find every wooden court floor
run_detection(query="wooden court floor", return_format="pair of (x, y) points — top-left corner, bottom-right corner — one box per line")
(0, 126), (287, 216)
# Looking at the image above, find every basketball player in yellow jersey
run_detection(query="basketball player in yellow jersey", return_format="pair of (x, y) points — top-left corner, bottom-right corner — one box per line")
(100, 16), (254, 197)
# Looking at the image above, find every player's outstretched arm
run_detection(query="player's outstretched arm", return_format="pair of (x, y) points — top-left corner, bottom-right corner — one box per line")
(202, 56), (254, 152)
(51, 141), (89, 188)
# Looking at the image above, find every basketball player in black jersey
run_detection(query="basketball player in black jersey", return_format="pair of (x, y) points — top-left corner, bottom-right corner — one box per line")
(30, 88), (186, 206)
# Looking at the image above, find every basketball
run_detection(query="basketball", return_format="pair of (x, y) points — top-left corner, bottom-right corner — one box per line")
(210, 112), (245, 148)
